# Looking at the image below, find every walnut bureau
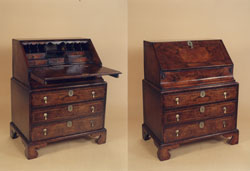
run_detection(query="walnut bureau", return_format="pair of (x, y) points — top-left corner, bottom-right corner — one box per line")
(10, 38), (121, 159)
(142, 40), (239, 161)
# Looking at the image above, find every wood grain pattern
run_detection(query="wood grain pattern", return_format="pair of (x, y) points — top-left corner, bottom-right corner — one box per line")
(143, 40), (239, 161)
(31, 84), (106, 107)
(153, 40), (233, 71)
(163, 85), (237, 109)
(164, 100), (236, 125)
(32, 100), (104, 124)
(163, 115), (236, 143)
(161, 66), (234, 88)
(11, 38), (120, 159)
(31, 114), (104, 141)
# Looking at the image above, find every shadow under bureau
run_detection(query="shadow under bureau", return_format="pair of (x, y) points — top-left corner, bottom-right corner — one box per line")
(10, 38), (121, 159)
(142, 40), (239, 161)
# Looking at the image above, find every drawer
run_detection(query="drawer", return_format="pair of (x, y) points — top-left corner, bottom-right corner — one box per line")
(163, 86), (237, 109)
(31, 84), (106, 107)
(163, 101), (237, 125)
(31, 115), (104, 141)
(32, 100), (105, 124)
(163, 115), (236, 143)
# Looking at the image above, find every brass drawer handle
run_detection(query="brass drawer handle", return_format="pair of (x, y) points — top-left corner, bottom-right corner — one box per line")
(199, 121), (205, 129)
(91, 106), (95, 113)
(68, 105), (73, 112)
(200, 106), (205, 113)
(223, 107), (227, 114)
(67, 121), (73, 128)
(176, 130), (179, 137)
(224, 92), (227, 99)
(90, 121), (95, 127)
(43, 96), (48, 104)
(43, 113), (48, 120)
(92, 91), (96, 98)
(223, 121), (226, 128)
(176, 114), (180, 122)
(43, 128), (47, 136)
(175, 97), (180, 105)
(68, 90), (74, 97)
(200, 91), (206, 98)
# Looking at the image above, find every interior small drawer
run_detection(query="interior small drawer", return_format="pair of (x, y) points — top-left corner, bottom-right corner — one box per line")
(163, 100), (237, 125)
(163, 115), (236, 143)
(31, 100), (105, 124)
(31, 84), (106, 107)
(163, 85), (237, 109)
(31, 115), (104, 141)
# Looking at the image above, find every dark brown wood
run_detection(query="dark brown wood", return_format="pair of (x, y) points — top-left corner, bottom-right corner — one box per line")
(31, 84), (106, 107)
(163, 115), (236, 143)
(31, 114), (104, 141)
(32, 100), (105, 124)
(164, 100), (236, 125)
(11, 38), (120, 159)
(30, 64), (121, 85)
(157, 144), (179, 161)
(11, 78), (30, 140)
(223, 130), (239, 145)
(153, 40), (233, 71)
(142, 40), (239, 161)
(161, 66), (234, 88)
(163, 85), (237, 109)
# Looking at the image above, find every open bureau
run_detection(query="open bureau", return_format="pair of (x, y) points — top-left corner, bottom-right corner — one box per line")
(10, 38), (121, 159)
(142, 40), (239, 161)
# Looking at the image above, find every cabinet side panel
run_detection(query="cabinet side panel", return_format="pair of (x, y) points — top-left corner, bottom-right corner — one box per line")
(12, 40), (29, 85)
(143, 80), (163, 141)
(11, 78), (30, 140)
(144, 41), (160, 86)
(88, 39), (102, 66)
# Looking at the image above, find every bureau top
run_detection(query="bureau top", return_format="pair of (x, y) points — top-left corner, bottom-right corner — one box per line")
(144, 40), (236, 89)
(144, 39), (233, 71)
(12, 38), (121, 87)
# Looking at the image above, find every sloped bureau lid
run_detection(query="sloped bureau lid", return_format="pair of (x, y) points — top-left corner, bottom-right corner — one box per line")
(153, 40), (233, 71)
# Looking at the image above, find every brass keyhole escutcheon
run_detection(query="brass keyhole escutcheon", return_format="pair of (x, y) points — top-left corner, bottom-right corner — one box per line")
(200, 106), (205, 113)
(44, 113), (48, 120)
(199, 122), (205, 129)
(67, 121), (72, 128)
(176, 130), (179, 137)
(175, 97), (180, 105)
(224, 92), (227, 99)
(43, 96), (48, 104)
(92, 91), (96, 98)
(68, 90), (74, 97)
(91, 106), (95, 113)
(200, 91), (206, 98)
(68, 105), (73, 112)
(43, 128), (47, 136)
(176, 114), (180, 122)
(223, 107), (227, 114)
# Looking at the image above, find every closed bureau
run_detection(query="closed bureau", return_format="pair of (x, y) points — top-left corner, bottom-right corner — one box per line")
(10, 38), (121, 159)
(142, 40), (239, 161)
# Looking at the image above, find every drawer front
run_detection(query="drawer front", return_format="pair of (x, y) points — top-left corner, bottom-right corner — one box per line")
(164, 101), (237, 125)
(163, 115), (236, 143)
(31, 115), (104, 141)
(32, 100), (105, 124)
(31, 85), (106, 107)
(163, 86), (237, 109)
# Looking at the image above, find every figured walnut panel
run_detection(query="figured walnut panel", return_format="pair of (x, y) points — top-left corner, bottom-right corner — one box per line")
(163, 86), (237, 109)
(163, 115), (236, 143)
